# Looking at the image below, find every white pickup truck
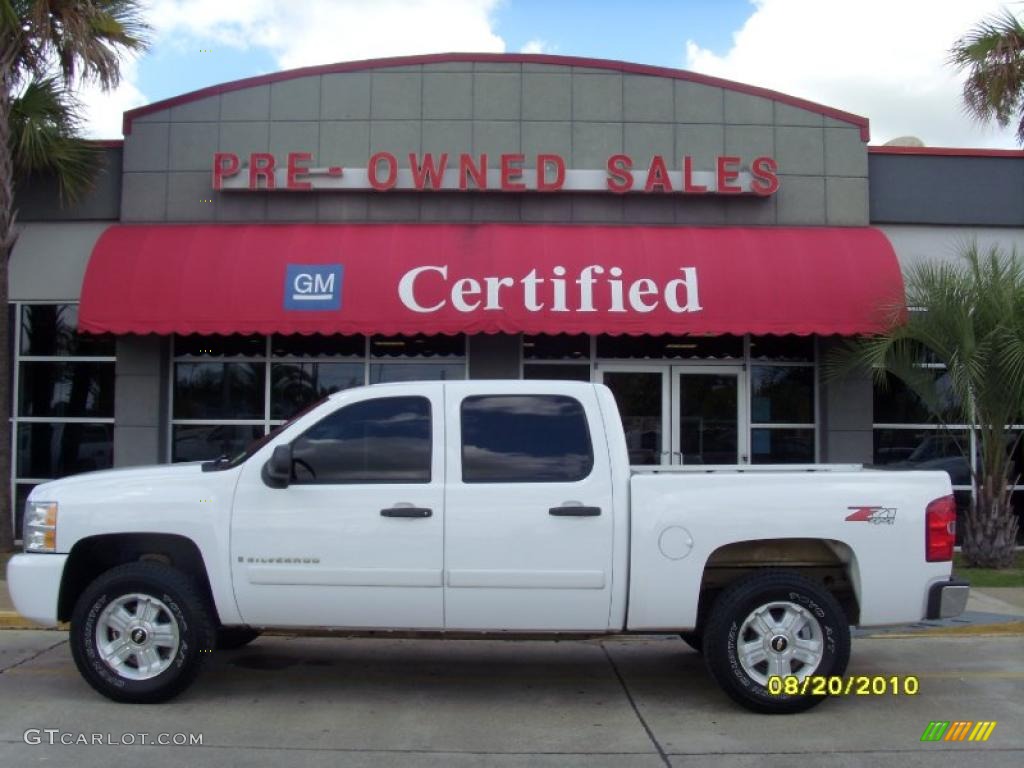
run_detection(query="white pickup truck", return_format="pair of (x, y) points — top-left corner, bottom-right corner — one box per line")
(7, 380), (968, 713)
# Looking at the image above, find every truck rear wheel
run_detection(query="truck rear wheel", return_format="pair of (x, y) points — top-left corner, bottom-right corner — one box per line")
(703, 570), (850, 714)
(70, 562), (216, 703)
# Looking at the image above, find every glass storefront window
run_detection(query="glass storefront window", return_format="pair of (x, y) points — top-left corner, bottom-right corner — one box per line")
(271, 362), (365, 418)
(523, 363), (591, 381)
(873, 371), (961, 425)
(170, 334), (466, 462)
(872, 428), (971, 486)
(271, 334), (365, 358)
(18, 362), (115, 417)
(19, 304), (114, 357)
(369, 362), (465, 384)
(173, 334), (265, 357)
(17, 423), (115, 478)
(748, 335), (814, 362)
(751, 366), (814, 424)
(371, 334), (465, 358)
(173, 362), (265, 420)
(523, 334), (590, 360)
(596, 334), (743, 360)
(751, 428), (815, 464)
(172, 424), (265, 463)
(11, 304), (116, 541)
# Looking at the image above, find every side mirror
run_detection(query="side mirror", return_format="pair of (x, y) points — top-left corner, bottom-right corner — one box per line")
(261, 444), (293, 489)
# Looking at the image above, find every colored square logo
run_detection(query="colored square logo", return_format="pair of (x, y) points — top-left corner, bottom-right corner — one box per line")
(284, 264), (343, 311)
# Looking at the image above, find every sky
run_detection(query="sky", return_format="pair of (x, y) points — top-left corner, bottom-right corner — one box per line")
(74, 0), (1021, 149)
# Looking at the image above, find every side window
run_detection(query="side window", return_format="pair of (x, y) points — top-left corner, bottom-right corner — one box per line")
(461, 395), (594, 483)
(291, 396), (431, 484)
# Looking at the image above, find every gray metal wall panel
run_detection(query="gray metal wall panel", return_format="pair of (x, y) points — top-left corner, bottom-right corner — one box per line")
(15, 147), (122, 221)
(869, 154), (1024, 227)
(111, 62), (864, 225)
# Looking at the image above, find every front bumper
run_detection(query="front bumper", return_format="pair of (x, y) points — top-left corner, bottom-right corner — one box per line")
(926, 578), (970, 620)
(6, 553), (68, 627)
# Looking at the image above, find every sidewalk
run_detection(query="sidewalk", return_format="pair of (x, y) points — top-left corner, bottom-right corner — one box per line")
(1, 552), (1022, 632)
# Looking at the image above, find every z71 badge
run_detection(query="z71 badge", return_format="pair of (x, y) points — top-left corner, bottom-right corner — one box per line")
(845, 506), (897, 525)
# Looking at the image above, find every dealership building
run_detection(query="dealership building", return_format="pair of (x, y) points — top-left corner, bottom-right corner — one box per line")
(9, 53), (1024, 540)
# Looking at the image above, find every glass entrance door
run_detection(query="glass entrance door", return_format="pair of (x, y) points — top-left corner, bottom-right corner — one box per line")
(598, 364), (747, 466)
(671, 367), (747, 466)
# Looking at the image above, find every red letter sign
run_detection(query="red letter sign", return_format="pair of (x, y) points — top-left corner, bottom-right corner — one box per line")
(410, 153), (449, 190)
(249, 153), (276, 190)
(500, 153), (526, 191)
(459, 154), (488, 191)
(368, 152), (398, 191)
(683, 156), (707, 194)
(212, 152), (239, 190)
(716, 156), (742, 194)
(536, 154), (565, 191)
(286, 152), (312, 191)
(607, 154), (634, 193)
(644, 155), (673, 193)
(751, 156), (780, 196)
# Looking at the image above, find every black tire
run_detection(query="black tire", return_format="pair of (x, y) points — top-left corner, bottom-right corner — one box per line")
(70, 562), (216, 704)
(703, 570), (850, 714)
(680, 630), (703, 654)
(216, 626), (261, 650)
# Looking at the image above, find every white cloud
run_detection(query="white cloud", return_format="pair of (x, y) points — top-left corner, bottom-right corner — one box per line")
(520, 38), (553, 54)
(148, 0), (504, 68)
(80, 0), (507, 137)
(685, 0), (1018, 148)
(75, 57), (149, 139)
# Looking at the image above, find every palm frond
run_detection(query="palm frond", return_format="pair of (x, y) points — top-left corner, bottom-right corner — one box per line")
(950, 8), (1024, 142)
(10, 75), (100, 203)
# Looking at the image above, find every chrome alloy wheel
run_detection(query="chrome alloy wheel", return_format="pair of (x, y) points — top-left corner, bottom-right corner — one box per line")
(95, 593), (181, 681)
(737, 601), (824, 686)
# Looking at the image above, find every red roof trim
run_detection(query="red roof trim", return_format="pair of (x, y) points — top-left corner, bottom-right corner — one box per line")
(868, 145), (1024, 158)
(86, 139), (124, 148)
(121, 52), (870, 141)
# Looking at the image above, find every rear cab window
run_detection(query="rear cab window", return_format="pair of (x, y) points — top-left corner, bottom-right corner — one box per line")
(460, 394), (594, 483)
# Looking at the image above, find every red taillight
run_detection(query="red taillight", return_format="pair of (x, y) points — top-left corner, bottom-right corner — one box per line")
(925, 495), (957, 562)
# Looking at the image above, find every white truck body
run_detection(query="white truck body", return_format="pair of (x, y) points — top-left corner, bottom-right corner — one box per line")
(7, 380), (967, 711)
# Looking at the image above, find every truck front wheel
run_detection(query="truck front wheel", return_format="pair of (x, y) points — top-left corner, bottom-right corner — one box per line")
(70, 562), (216, 703)
(703, 570), (850, 714)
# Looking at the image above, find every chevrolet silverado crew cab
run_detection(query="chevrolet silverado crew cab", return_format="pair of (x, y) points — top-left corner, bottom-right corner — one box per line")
(7, 381), (968, 713)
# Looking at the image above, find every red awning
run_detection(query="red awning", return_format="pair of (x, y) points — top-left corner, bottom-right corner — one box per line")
(78, 223), (903, 336)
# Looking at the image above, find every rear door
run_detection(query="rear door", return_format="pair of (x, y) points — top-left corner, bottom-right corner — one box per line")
(443, 382), (615, 630)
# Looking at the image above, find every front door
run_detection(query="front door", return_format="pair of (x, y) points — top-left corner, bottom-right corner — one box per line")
(231, 386), (445, 629)
(599, 364), (748, 466)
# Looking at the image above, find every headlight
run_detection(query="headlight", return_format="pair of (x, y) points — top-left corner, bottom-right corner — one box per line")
(24, 501), (58, 553)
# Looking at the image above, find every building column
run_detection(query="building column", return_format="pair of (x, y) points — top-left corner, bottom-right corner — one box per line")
(114, 335), (169, 467)
(818, 337), (874, 464)
(468, 334), (522, 379)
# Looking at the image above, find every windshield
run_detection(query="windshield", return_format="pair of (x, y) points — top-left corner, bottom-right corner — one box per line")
(203, 395), (329, 471)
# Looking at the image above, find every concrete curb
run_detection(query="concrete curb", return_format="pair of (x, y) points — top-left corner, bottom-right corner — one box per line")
(861, 621), (1024, 638)
(0, 612), (65, 631)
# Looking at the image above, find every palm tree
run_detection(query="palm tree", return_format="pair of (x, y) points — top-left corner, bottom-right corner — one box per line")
(829, 244), (1024, 568)
(950, 7), (1024, 144)
(0, 1), (148, 551)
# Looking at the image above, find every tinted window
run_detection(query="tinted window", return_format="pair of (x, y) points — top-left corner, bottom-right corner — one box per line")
(461, 395), (593, 483)
(291, 397), (431, 484)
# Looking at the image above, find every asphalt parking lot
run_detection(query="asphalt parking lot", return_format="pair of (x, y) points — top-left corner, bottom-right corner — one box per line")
(0, 630), (1021, 767)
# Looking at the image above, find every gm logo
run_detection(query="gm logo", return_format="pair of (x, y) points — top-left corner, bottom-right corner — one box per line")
(284, 264), (343, 311)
